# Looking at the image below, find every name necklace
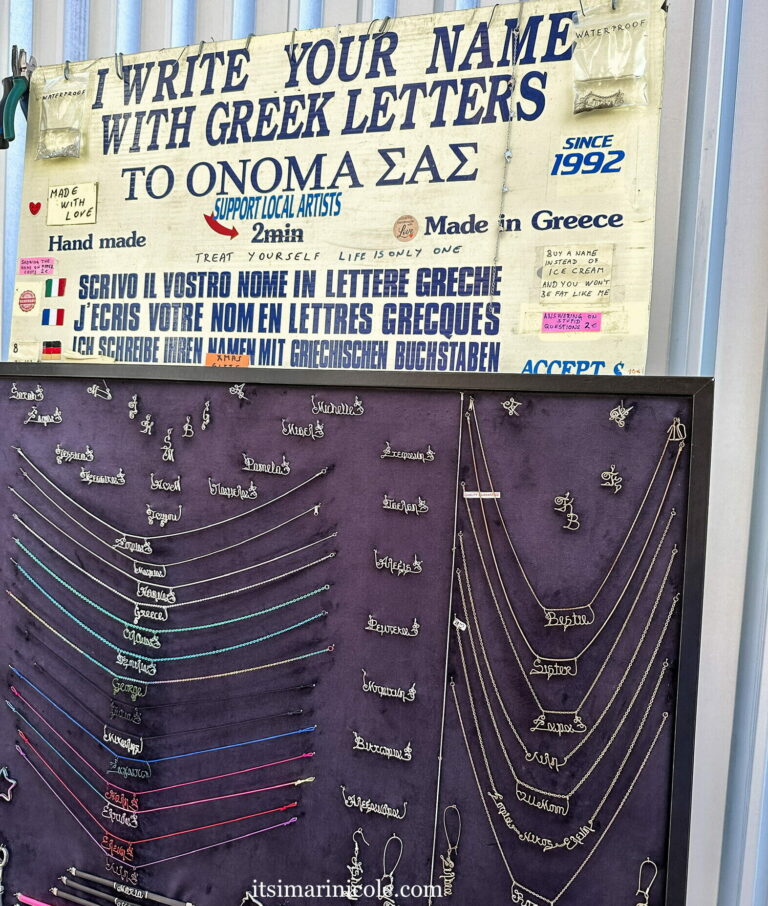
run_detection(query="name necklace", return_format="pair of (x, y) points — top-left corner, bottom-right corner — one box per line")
(455, 550), (678, 772)
(450, 679), (668, 906)
(14, 446), (329, 545)
(459, 510), (677, 723)
(9, 681), (315, 799)
(465, 399), (686, 619)
(11, 479), (323, 576)
(6, 588), (334, 686)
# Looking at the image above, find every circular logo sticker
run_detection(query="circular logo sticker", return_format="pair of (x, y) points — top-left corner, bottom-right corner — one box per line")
(18, 290), (36, 312)
(393, 215), (418, 242)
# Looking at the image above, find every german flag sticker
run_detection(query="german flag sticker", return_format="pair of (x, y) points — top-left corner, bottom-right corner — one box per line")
(41, 340), (62, 361)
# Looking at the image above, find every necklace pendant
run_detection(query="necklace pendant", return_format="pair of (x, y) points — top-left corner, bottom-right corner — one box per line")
(113, 535), (153, 555)
(201, 399), (211, 430)
(115, 651), (157, 677)
(529, 656), (578, 679)
(79, 466), (126, 486)
(282, 418), (325, 440)
(524, 750), (563, 772)
(55, 442), (94, 464)
(542, 820), (595, 853)
(373, 549), (423, 577)
(362, 668), (416, 703)
(487, 789), (516, 831)
(23, 404), (62, 426)
(146, 503), (182, 527)
(208, 476), (259, 500)
(242, 452), (292, 475)
(105, 787), (140, 812)
(101, 834), (136, 864)
(543, 606), (594, 630)
(128, 394), (139, 419)
(149, 472), (182, 493)
(553, 491), (580, 530)
(365, 614), (420, 637)
(510, 883), (549, 906)
(111, 678), (148, 702)
(311, 392), (365, 416)
(123, 625), (162, 650)
(104, 858), (139, 886)
(9, 382), (44, 401)
(182, 415), (195, 438)
(87, 380), (112, 400)
(133, 602), (169, 625)
(601, 464), (623, 493)
(609, 399), (634, 428)
(381, 440), (435, 463)
(139, 413), (154, 435)
(102, 801), (140, 830)
(109, 700), (143, 726)
(530, 713), (587, 736)
(667, 417), (687, 442)
(106, 757), (151, 782)
(340, 785), (408, 820)
(516, 829), (555, 851)
(515, 781), (569, 817)
(135, 582), (176, 605)
(133, 560), (166, 579)
(352, 730), (412, 762)
(382, 493), (429, 516)
(501, 395), (522, 416)
(161, 426), (175, 462)
(229, 382), (249, 401)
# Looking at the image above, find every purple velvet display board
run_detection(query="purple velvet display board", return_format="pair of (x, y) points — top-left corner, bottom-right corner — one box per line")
(0, 367), (712, 906)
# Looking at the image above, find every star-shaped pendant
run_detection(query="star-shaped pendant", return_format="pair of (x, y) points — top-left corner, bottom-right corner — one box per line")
(502, 395), (521, 416)
(0, 766), (17, 801)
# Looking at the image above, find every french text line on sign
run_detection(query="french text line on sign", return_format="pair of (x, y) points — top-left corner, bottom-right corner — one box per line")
(47, 183), (98, 226)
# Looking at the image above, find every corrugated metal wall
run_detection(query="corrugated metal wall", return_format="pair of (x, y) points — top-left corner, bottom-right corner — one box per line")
(1, 4), (768, 906)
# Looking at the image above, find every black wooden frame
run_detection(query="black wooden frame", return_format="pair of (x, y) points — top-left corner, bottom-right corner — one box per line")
(0, 363), (714, 905)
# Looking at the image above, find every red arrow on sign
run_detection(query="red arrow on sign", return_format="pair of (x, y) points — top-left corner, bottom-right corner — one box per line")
(204, 213), (238, 239)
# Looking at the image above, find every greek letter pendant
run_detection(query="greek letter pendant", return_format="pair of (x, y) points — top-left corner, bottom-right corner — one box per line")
(601, 465), (623, 493)
(553, 492), (580, 530)
(609, 399), (633, 428)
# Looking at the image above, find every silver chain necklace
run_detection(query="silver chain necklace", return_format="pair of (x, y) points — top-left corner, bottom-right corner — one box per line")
(453, 606), (669, 818)
(465, 399), (685, 620)
(450, 679), (668, 905)
(14, 446), (328, 543)
(11, 476), (323, 575)
(456, 546), (678, 771)
(459, 507), (677, 723)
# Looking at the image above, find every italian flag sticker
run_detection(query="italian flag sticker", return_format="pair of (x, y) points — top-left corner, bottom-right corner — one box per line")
(44, 277), (66, 297)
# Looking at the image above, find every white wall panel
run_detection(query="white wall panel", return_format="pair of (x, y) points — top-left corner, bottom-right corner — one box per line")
(195, 0), (232, 42)
(325, 0), (363, 26)
(257, 0), (295, 36)
(140, 0), (173, 52)
(33, 0), (64, 64)
(88, 0), (116, 58)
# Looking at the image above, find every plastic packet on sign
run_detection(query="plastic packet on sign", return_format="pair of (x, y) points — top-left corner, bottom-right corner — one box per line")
(36, 71), (90, 158)
(572, 1), (651, 114)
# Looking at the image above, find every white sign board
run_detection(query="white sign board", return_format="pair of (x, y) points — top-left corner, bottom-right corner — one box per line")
(10, 1), (666, 375)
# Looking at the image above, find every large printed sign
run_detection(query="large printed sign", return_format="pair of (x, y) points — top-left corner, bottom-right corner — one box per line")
(11, 2), (666, 374)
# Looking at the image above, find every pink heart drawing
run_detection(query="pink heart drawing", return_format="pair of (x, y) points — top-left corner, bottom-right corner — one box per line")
(29, 202), (41, 215)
